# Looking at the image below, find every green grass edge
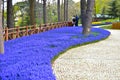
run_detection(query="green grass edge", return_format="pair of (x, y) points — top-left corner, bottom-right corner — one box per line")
(51, 35), (110, 64)
(100, 25), (112, 29)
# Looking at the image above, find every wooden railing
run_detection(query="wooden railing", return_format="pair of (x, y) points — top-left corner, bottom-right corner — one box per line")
(3, 21), (72, 41)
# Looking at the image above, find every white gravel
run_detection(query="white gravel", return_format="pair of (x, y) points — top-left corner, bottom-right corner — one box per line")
(52, 30), (120, 80)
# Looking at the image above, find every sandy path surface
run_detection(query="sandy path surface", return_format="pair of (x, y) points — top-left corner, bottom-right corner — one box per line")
(52, 30), (120, 80)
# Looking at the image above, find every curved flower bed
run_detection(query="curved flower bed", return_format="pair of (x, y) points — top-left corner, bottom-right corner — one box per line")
(0, 27), (110, 80)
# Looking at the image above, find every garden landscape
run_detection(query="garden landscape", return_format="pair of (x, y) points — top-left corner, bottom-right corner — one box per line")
(0, 0), (120, 80)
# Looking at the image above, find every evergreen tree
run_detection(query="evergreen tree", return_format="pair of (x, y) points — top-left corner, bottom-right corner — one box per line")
(108, 0), (118, 18)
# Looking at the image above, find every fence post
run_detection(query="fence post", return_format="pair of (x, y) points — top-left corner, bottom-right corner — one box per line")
(33, 24), (36, 34)
(39, 24), (41, 33)
(26, 26), (28, 36)
(5, 27), (8, 41)
(16, 26), (19, 38)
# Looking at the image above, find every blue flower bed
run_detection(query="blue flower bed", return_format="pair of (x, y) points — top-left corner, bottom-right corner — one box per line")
(0, 27), (110, 80)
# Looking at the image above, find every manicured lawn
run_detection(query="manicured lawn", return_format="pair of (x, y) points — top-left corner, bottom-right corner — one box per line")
(0, 27), (110, 80)
(100, 25), (112, 29)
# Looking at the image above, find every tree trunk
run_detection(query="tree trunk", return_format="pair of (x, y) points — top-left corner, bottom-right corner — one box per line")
(61, 0), (64, 21)
(94, 0), (97, 21)
(57, 0), (60, 22)
(66, 0), (68, 21)
(81, 0), (94, 36)
(7, 0), (14, 28)
(43, 0), (47, 24)
(29, 0), (35, 25)
(64, 0), (66, 21)
(64, 0), (68, 21)
(81, 0), (86, 28)
(0, 0), (4, 54)
(36, 0), (40, 23)
(2, 0), (4, 28)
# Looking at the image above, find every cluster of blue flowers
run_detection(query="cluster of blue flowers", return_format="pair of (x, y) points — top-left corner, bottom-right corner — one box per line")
(0, 27), (110, 80)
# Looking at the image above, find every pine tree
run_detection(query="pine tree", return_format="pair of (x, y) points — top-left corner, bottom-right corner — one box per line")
(108, 0), (118, 18)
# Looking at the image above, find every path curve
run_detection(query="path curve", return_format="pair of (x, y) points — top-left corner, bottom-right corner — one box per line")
(52, 30), (120, 80)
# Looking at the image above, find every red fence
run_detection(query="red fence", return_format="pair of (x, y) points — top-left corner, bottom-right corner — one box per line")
(3, 21), (72, 41)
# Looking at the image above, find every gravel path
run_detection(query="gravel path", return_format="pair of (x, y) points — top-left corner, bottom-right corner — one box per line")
(52, 30), (120, 80)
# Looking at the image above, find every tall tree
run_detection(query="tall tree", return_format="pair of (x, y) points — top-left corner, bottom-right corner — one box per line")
(61, 0), (64, 21)
(64, 0), (66, 21)
(29, 0), (36, 25)
(64, 0), (68, 21)
(95, 0), (111, 16)
(108, 0), (120, 20)
(57, 0), (60, 22)
(66, 0), (68, 21)
(116, 0), (120, 21)
(7, 0), (14, 28)
(2, 0), (4, 28)
(0, 0), (4, 54)
(93, 0), (97, 21)
(43, 0), (47, 24)
(81, 0), (95, 36)
(81, 0), (86, 28)
(14, 1), (30, 26)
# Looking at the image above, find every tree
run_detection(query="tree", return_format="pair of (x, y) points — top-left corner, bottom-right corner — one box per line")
(0, 0), (4, 54)
(64, 0), (68, 21)
(7, 0), (14, 28)
(13, 1), (43, 26)
(93, 0), (97, 21)
(108, 0), (120, 20)
(43, 0), (47, 24)
(29, 0), (36, 25)
(108, 0), (117, 18)
(60, 0), (64, 21)
(68, 1), (80, 21)
(36, 0), (43, 24)
(95, 0), (111, 15)
(81, 0), (95, 36)
(57, 0), (60, 22)
(14, 1), (30, 26)
(47, 0), (57, 23)
(2, 0), (5, 27)
(116, 0), (120, 21)
(66, 0), (68, 21)
(81, 0), (86, 29)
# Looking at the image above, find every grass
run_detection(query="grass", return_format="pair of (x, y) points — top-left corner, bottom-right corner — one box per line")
(91, 32), (99, 36)
(101, 18), (119, 23)
(101, 25), (112, 29)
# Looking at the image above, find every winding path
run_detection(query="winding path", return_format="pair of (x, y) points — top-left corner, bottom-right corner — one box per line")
(52, 30), (120, 80)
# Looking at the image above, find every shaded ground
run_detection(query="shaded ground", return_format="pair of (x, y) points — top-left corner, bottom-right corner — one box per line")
(53, 29), (120, 80)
